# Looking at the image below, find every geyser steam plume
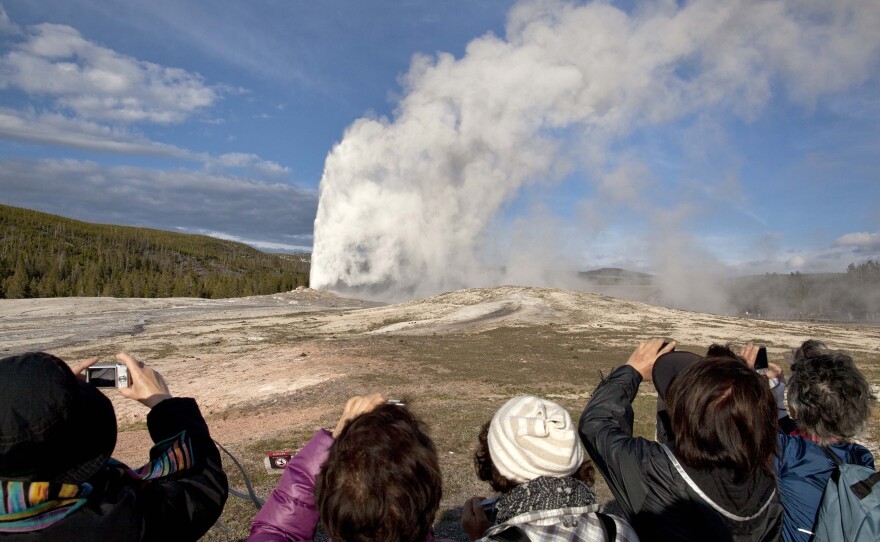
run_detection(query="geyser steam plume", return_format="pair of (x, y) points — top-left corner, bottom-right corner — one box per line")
(311, 0), (880, 301)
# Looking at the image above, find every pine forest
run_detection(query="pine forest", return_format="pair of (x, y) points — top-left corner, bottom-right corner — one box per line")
(0, 205), (310, 299)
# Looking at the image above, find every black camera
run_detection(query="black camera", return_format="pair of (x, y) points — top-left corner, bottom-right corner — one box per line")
(481, 496), (498, 523)
(755, 346), (768, 374)
(86, 364), (130, 388)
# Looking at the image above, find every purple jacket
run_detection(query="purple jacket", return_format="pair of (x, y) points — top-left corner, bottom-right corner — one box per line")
(248, 430), (453, 542)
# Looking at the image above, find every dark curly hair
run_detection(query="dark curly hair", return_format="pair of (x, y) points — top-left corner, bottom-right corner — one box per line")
(787, 340), (875, 445)
(316, 403), (442, 542)
(473, 419), (595, 493)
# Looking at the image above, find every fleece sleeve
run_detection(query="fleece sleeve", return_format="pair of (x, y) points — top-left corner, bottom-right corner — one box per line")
(138, 397), (229, 542)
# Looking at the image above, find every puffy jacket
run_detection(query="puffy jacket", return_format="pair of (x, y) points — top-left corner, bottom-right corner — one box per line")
(0, 398), (228, 542)
(579, 365), (783, 542)
(249, 430), (453, 542)
(775, 432), (875, 542)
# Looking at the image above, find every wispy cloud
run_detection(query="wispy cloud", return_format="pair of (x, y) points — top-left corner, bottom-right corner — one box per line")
(835, 232), (880, 252)
(0, 158), (318, 248)
(729, 232), (880, 274)
(188, 230), (312, 253)
(0, 107), (193, 156)
(0, 5), (20, 35)
(0, 21), (217, 123)
(210, 152), (290, 177)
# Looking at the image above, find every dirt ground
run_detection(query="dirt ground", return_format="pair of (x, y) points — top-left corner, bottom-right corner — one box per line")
(2, 286), (879, 541)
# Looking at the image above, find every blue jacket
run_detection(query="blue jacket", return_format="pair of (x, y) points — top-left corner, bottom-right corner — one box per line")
(775, 433), (874, 542)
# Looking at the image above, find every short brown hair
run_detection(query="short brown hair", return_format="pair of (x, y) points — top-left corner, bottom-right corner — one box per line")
(667, 345), (777, 483)
(316, 403), (442, 542)
(474, 420), (595, 493)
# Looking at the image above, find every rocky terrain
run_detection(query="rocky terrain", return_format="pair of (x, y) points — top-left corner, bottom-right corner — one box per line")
(2, 286), (879, 540)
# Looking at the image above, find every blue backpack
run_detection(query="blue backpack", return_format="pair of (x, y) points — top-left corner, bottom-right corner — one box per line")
(812, 448), (880, 541)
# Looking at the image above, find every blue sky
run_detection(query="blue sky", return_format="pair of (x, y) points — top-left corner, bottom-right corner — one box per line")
(1, 0), (879, 283)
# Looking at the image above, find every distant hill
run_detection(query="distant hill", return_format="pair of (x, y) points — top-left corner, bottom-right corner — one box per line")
(0, 205), (309, 299)
(579, 267), (654, 285)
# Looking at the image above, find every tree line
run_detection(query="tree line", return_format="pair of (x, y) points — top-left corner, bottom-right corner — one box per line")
(0, 205), (310, 299)
(730, 261), (880, 321)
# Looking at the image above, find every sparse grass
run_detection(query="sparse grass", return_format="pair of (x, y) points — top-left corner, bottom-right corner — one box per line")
(195, 325), (880, 541)
(203, 430), (320, 541)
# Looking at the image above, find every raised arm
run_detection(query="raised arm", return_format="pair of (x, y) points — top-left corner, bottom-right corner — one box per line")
(249, 394), (386, 542)
(578, 339), (673, 518)
(109, 353), (228, 541)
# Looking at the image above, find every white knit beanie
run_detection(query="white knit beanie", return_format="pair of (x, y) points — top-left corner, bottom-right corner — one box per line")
(487, 395), (584, 484)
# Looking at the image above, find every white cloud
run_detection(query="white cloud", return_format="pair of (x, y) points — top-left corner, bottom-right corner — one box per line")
(215, 152), (259, 168)
(191, 230), (312, 253)
(0, 22), (216, 123)
(0, 158), (317, 247)
(0, 107), (193, 157)
(212, 152), (290, 177)
(0, 5), (20, 35)
(732, 234), (880, 275)
(786, 255), (806, 270)
(835, 232), (880, 251)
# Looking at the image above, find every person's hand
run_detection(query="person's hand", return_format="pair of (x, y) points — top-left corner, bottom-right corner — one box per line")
(116, 352), (172, 408)
(626, 339), (676, 381)
(767, 362), (785, 384)
(332, 394), (386, 438)
(69, 357), (99, 381)
(461, 496), (490, 541)
(739, 343), (760, 369)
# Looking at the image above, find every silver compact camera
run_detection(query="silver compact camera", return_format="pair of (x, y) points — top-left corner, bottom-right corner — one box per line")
(86, 363), (130, 388)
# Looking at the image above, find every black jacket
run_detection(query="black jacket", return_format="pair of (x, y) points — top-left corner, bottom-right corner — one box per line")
(579, 365), (782, 542)
(1, 397), (228, 542)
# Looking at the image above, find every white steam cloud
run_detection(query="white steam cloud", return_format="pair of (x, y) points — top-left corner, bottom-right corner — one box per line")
(311, 0), (880, 302)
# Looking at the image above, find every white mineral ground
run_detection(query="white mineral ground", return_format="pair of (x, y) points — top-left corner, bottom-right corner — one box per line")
(2, 285), (879, 486)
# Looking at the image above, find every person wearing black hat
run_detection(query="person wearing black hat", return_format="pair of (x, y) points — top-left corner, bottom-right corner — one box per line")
(0, 352), (228, 541)
(579, 339), (783, 542)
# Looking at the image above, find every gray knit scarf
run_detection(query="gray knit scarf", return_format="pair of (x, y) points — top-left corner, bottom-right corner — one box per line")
(494, 476), (597, 524)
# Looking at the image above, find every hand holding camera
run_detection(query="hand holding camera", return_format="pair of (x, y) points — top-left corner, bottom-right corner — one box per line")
(73, 353), (171, 409)
(116, 353), (171, 408)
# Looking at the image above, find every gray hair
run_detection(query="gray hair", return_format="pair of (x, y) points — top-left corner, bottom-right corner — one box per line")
(787, 340), (875, 445)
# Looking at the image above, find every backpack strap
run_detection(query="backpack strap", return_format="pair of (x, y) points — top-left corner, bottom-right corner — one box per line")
(851, 472), (880, 500)
(819, 446), (844, 467)
(819, 446), (880, 500)
(487, 525), (531, 542)
(597, 512), (617, 539)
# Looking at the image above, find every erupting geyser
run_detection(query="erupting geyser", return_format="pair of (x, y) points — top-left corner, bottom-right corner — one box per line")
(310, 0), (880, 301)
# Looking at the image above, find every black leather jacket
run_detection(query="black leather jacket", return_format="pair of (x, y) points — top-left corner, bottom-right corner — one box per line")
(579, 365), (782, 542)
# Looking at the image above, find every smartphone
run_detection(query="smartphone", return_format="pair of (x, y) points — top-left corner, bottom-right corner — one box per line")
(755, 346), (768, 374)
(481, 496), (498, 523)
(86, 364), (130, 388)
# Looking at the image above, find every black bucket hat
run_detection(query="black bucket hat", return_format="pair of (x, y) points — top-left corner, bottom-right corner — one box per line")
(0, 352), (117, 484)
(652, 350), (700, 446)
(652, 350), (701, 407)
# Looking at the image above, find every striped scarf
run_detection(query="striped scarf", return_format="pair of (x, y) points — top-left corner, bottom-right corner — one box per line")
(0, 431), (193, 533)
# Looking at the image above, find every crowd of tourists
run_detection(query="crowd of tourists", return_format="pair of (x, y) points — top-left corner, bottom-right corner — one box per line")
(1, 335), (876, 541)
